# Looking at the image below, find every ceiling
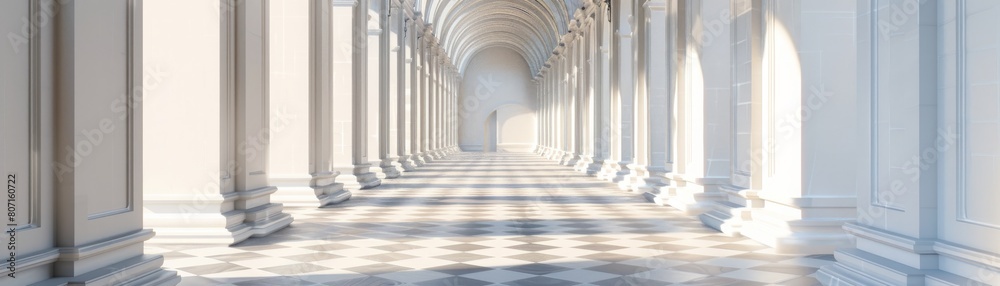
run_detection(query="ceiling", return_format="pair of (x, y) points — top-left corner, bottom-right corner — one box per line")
(414, 0), (586, 76)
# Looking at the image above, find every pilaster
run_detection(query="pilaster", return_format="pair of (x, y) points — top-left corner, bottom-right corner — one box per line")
(601, 0), (635, 183)
(738, 1), (856, 254)
(18, 1), (182, 284)
(665, 0), (732, 215)
(379, 1), (402, 179)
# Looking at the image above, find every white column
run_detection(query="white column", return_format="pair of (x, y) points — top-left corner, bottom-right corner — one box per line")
(399, 15), (418, 170)
(624, 1), (667, 193)
(579, 15), (604, 174)
(430, 52), (441, 157)
(425, 49), (436, 157)
(563, 21), (583, 166)
(2, 0), (178, 284)
(379, 1), (402, 178)
(549, 58), (560, 159)
(666, 0), (731, 215)
(699, 0), (765, 237)
(555, 53), (568, 160)
(820, 1), (1000, 284)
(600, 0), (635, 182)
(595, 0), (613, 175)
(738, 1), (857, 254)
(410, 20), (426, 166)
(417, 29), (433, 162)
(365, 7), (385, 179)
(268, 0), (351, 207)
(332, 0), (381, 190)
(146, 0), (293, 245)
(639, 0), (673, 199)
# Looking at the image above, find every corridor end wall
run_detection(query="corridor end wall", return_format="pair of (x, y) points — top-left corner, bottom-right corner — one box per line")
(458, 47), (537, 151)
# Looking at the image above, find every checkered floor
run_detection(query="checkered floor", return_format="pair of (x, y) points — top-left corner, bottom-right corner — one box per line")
(147, 152), (834, 286)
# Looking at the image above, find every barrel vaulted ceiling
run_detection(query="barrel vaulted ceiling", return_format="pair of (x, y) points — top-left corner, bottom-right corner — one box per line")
(413, 0), (586, 75)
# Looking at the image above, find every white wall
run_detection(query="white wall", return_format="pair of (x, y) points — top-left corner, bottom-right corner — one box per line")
(143, 0), (221, 200)
(269, 0), (309, 182)
(458, 47), (536, 151)
(497, 104), (537, 152)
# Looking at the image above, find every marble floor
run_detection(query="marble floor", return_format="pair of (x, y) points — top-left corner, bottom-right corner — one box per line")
(146, 152), (835, 286)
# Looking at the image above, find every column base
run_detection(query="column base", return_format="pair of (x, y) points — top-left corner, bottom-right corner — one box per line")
(815, 223), (1000, 286)
(399, 155), (418, 171)
(369, 163), (387, 179)
(575, 156), (604, 175)
(620, 164), (666, 192)
(561, 153), (581, 166)
(741, 194), (855, 254)
(413, 153), (427, 166)
(573, 155), (592, 172)
(426, 150), (440, 159)
(420, 152), (435, 163)
(697, 185), (762, 237)
(337, 164), (382, 190)
(380, 158), (403, 179)
(271, 172), (351, 207)
(27, 230), (180, 286)
(145, 186), (292, 245)
(585, 160), (605, 175)
(41, 253), (180, 286)
(598, 160), (630, 183)
(548, 150), (564, 161)
(663, 176), (727, 215)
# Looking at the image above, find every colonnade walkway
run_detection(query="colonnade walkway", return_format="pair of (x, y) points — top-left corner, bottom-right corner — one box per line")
(147, 153), (834, 286)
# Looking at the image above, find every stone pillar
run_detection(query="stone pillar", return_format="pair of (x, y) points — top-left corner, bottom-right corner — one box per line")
(400, 16), (419, 170)
(563, 47), (570, 160)
(430, 52), (441, 157)
(379, 1), (402, 178)
(269, 0), (351, 207)
(553, 64), (558, 159)
(365, 7), (385, 180)
(561, 33), (580, 165)
(737, 1), (858, 254)
(541, 71), (549, 155)
(626, 0), (671, 194)
(425, 49), (436, 157)
(600, 0), (635, 182)
(663, 0), (731, 215)
(549, 56), (561, 159)
(331, 0), (381, 190)
(540, 69), (550, 157)
(145, 0), (293, 245)
(579, 15), (605, 175)
(410, 20), (426, 166)
(417, 29), (433, 163)
(446, 68), (456, 153)
(0, 0), (179, 284)
(699, 0), (765, 237)
(562, 21), (583, 166)
(819, 1), (1000, 284)
(595, 1), (613, 176)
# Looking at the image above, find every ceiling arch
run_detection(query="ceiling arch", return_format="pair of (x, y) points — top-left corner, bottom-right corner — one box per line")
(411, 0), (585, 75)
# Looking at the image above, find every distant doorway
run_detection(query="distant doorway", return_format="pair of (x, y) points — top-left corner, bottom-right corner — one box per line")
(483, 110), (498, 152)
(483, 104), (537, 153)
